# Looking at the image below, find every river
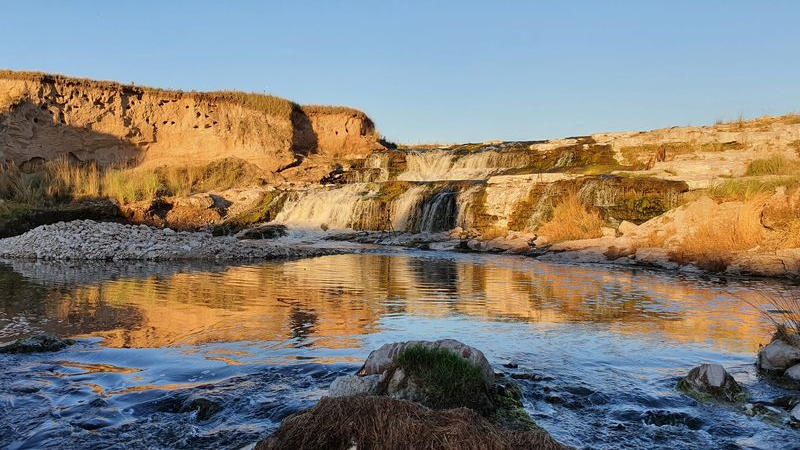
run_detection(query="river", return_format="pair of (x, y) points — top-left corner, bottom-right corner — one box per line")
(0, 250), (798, 449)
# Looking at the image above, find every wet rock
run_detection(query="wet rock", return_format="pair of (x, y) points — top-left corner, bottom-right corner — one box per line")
(72, 417), (113, 430)
(785, 364), (800, 382)
(676, 363), (745, 403)
(758, 339), (800, 372)
(236, 224), (288, 240)
(357, 339), (494, 385)
(328, 374), (382, 397)
(180, 396), (222, 421)
(0, 333), (75, 354)
(642, 410), (703, 430)
(791, 404), (800, 423)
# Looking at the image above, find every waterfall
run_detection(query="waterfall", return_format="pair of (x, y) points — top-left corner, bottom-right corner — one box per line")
(274, 184), (387, 230)
(396, 147), (540, 181)
(417, 190), (457, 233)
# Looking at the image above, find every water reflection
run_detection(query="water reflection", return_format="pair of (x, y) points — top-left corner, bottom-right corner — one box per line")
(0, 253), (780, 353)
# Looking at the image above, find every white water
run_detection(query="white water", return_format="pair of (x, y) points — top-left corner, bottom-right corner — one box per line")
(273, 182), (487, 233)
(397, 148), (537, 181)
(273, 184), (383, 230)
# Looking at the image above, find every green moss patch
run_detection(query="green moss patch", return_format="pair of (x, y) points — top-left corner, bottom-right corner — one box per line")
(393, 345), (490, 412)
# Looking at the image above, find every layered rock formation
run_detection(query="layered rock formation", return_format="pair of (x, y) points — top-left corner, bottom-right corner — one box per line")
(0, 71), (382, 175)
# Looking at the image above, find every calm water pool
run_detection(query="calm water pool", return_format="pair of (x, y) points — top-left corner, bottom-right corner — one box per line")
(0, 251), (798, 449)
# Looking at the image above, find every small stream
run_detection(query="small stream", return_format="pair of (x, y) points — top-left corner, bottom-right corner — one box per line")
(0, 251), (798, 449)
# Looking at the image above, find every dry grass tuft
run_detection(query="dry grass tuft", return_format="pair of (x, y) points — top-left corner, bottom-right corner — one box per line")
(671, 195), (768, 270)
(745, 155), (800, 176)
(0, 157), (264, 207)
(255, 396), (566, 450)
(740, 290), (800, 340)
(706, 176), (800, 201)
(536, 191), (604, 242)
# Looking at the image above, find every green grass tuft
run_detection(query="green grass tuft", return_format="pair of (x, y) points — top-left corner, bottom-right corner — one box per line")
(394, 345), (489, 412)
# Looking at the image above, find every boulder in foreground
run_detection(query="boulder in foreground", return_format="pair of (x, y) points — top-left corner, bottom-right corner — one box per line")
(677, 363), (745, 403)
(258, 339), (569, 449)
(757, 337), (800, 373)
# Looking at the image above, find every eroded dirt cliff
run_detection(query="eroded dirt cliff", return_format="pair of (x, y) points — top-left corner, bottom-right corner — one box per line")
(0, 71), (383, 175)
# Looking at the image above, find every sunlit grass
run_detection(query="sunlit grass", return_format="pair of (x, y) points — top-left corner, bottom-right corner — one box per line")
(0, 157), (264, 207)
(536, 191), (605, 242)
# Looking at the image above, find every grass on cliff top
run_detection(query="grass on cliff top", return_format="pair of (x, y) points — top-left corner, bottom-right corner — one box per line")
(0, 157), (264, 206)
(535, 191), (605, 243)
(0, 70), (371, 121)
(394, 345), (488, 412)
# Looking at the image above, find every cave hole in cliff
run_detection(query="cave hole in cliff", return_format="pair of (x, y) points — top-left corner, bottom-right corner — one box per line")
(33, 118), (38, 123)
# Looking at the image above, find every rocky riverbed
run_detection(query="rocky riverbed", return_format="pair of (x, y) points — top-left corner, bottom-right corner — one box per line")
(0, 220), (336, 261)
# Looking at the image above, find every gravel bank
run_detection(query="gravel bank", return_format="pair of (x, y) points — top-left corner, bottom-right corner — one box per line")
(0, 220), (336, 260)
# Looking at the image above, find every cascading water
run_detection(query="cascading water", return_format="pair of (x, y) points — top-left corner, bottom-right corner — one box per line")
(396, 146), (541, 181)
(273, 184), (387, 230)
(414, 190), (457, 233)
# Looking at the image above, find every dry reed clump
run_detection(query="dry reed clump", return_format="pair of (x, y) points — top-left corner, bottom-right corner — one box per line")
(536, 191), (604, 243)
(706, 176), (800, 201)
(0, 157), (264, 207)
(740, 289), (800, 342)
(255, 396), (566, 450)
(670, 195), (768, 271)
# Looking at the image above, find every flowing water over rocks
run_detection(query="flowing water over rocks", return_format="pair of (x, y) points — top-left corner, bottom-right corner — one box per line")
(0, 251), (799, 449)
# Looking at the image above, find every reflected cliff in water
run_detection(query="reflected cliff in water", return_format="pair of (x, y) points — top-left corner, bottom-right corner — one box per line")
(0, 253), (776, 353)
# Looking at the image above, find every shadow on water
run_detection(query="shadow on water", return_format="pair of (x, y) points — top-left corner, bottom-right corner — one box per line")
(0, 252), (798, 449)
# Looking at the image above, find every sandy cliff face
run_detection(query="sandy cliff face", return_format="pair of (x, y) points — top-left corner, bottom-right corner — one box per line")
(0, 72), (382, 173)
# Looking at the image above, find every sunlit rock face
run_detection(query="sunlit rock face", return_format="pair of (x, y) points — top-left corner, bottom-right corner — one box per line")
(0, 71), (382, 173)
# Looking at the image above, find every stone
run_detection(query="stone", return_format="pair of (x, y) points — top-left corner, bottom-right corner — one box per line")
(758, 339), (800, 372)
(180, 396), (223, 421)
(792, 404), (800, 423)
(236, 224), (288, 240)
(0, 333), (75, 354)
(357, 339), (494, 385)
(677, 363), (745, 403)
(617, 220), (639, 236)
(601, 226), (616, 237)
(785, 364), (800, 382)
(328, 374), (382, 397)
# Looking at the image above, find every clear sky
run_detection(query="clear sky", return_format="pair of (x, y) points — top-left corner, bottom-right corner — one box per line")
(2, 1), (798, 144)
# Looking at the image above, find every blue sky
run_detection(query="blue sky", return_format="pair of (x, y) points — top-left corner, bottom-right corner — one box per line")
(2, 1), (798, 143)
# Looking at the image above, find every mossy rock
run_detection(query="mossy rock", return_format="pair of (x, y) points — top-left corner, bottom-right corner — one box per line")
(676, 364), (747, 404)
(383, 345), (541, 432)
(212, 191), (287, 236)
